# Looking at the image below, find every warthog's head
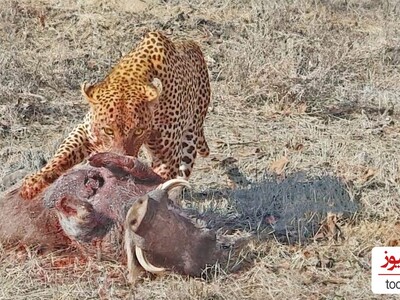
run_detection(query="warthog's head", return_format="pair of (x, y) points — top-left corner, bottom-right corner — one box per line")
(124, 179), (245, 282)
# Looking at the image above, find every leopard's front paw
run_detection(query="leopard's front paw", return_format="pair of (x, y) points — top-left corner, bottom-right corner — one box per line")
(19, 174), (50, 200)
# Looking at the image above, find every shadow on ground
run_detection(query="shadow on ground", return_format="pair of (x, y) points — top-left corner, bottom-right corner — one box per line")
(185, 171), (359, 246)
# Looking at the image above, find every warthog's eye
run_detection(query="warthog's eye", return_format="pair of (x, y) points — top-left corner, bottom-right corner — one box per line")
(133, 128), (144, 136)
(221, 243), (232, 250)
(102, 127), (114, 136)
(130, 219), (137, 226)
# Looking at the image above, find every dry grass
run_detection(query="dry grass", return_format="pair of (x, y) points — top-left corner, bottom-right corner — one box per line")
(1, 0), (400, 298)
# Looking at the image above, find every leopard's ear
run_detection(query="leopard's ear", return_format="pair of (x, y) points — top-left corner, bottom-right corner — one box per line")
(81, 81), (99, 105)
(144, 78), (162, 102)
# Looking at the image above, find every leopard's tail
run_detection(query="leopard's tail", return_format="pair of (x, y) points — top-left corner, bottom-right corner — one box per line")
(196, 129), (209, 157)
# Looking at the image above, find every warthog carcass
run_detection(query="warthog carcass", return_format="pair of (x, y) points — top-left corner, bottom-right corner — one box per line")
(1, 152), (242, 281)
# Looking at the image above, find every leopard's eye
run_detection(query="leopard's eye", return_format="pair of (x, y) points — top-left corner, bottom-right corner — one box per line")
(134, 128), (144, 136)
(102, 127), (114, 136)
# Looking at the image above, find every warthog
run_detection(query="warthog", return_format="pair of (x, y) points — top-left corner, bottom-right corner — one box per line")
(1, 153), (243, 281)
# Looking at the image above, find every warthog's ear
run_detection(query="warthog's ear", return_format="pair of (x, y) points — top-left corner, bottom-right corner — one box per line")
(125, 195), (149, 233)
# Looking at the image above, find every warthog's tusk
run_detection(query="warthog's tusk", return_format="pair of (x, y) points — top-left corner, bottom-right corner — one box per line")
(160, 178), (190, 191)
(135, 246), (165, 273)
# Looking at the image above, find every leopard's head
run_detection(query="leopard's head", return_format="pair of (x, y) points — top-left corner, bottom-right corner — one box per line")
(81, 79), (162, 156)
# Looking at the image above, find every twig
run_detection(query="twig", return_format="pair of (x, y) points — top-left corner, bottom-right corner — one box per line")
(17, 93), (47, 101)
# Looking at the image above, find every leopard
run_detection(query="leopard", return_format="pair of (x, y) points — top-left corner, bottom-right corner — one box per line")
(20, 31), (211, 200)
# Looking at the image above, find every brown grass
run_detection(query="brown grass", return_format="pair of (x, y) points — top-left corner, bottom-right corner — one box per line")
(1, 0), (400, 298)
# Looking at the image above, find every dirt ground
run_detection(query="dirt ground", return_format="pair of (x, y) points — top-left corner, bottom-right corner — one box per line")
(1, 0), (400, 299)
